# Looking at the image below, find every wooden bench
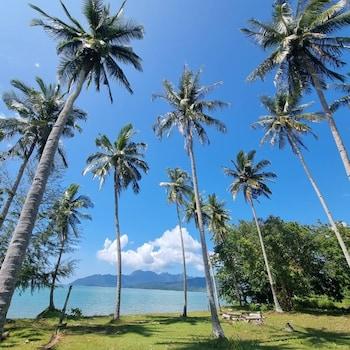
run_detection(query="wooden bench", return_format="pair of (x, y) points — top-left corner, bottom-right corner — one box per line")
(221, 311), (264, 324)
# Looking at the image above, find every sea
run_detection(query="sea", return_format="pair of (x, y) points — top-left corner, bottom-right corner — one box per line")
(7, 286), (209, 319)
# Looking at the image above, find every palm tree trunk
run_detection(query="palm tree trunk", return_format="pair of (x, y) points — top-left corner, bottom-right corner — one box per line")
(290, 138), (350, 268)
(187, 138), (225, 338)
(0, 140), (36, 231)
(49, 243), (65, 311)
(250, 200), (283, 313)
(175, 202), (188, 317)
(208, 254), (221, 312)
(308, 64), (350, 180)
(113, 170), (122, 321)
(0, 71), (86, 336)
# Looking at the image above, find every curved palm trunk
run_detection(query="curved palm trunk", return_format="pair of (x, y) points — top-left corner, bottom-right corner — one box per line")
(175, 202), (188, 317)
(113, 170), (122, 321)
(0, 71), (86, 336)
(187, 138), (225, 339)
(250, 200), (283, 313)
(49, 242), (65, 311)
(0, 141), (36, 232)
(290, 138), (350, 268)
(308, 64), (350, 180)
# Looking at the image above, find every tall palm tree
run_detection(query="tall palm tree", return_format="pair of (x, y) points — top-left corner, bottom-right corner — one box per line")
(153, 67), (227, 338)
(205, 194), (230, 244)
(242, 0), (350, 179)
(254, 92), (350, 268)
(0, 77), (86, 231)
(160, 168), (192, 317)
(0, 0), (143, 334)
(48, 184), (93, 311)
(84, 124), (148, 320)
(224, 150), (283, 313)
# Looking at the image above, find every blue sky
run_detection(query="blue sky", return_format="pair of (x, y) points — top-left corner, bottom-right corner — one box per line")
(0, 0), (349, 279)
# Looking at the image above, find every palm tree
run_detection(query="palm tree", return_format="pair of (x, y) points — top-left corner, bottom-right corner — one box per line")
(153, 67), (227, 338)
(224, 150), (283, 313)
(254, 92), (350, 268)
(160, 168), (192, 317)
(0, 77), (86, 231)
(84, 124), (148, 320)
(330, 82), (350, 113)
(205, 194), (230, 244)
(242, 0), (350, 179)
(48, 184), (93, 311)
(0, 0), (143, 334)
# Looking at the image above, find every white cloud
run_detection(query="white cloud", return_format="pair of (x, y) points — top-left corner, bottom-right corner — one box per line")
(97, 226), (204, 272)
(34, 63), (40, 68)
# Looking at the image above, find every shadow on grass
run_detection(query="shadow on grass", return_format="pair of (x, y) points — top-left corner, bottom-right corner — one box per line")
(145, 315), (210, 326)
(65, 322), (155, 338)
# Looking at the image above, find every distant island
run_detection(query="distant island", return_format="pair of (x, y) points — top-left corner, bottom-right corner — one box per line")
(71, 270), (206, 292)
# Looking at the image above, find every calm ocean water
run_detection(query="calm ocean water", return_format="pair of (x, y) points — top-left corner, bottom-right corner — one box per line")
(7, 286), (209, 319)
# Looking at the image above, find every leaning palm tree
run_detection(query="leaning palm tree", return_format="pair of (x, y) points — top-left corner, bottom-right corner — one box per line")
(0, 77), (86, 231)
(84, 124), (148, 320)
(254, 92), (350, 268)
(242, 0), (350, 179)
(160, 168), (192, 317)
(224, 150), (283, 313)
(48, 184), (93, 311)
(0, 0), (143, 334)
(153, 67), (227, 338)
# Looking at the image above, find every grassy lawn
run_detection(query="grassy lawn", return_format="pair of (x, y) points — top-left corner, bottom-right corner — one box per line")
(2, 310), (350, 349)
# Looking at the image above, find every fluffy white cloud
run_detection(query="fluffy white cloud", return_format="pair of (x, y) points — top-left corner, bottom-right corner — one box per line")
(34, 63), (40, 68)
(97, 226), (204, 272)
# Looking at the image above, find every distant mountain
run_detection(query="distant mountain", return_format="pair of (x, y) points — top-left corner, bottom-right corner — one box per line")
(71, 270), (206, 292)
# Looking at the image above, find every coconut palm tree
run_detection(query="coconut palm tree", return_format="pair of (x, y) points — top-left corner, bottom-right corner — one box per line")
(0, 0), (143, 334)
(153, 67), (227, 338)
(224, 150), (283, 313)
(0, 78), (86, 231)
(254, 92), (350, 268)
(330, 82), (350, 113)
(48, 184), (93, 311)
(160, 168), (192, 317)
(205, 194), (230, 244)
(242, 0), (350, 179)
(84, 124), (148, 320)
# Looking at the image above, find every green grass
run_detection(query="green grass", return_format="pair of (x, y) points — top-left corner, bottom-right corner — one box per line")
(2, 310), (350, 349)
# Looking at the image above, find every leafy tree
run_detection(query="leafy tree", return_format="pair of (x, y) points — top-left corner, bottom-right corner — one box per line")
(160, 168), (192, 317)
(0, 77), (86, 230)
(153, 66), (227, 338)
(47, 184), (93, 311)
(215, 217), (350, 310)
(254, 92), (350, 268)
(242, 0), (350, 179)
(224, 150), (283, 312)
(84, 124), (148, 320)
(0, 0), (144, 334)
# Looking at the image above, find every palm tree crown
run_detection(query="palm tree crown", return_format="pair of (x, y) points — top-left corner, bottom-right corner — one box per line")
(160, 168), (193, 206)
(153, 67), (227, 150)
(254, 93), (324, 151)
(184, 193), (210, 228)
(205, 194), (230, 243)
(30, 0), (144, 101)
(84, 123), (149, 191)
(242, 0), (350, 90)
(51, 184), (93, 243)
(0, 77), (86, 164)
(224, 150), (277, 202)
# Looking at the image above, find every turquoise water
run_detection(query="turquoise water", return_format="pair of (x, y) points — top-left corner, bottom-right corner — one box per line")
(7, 286), (209, 318)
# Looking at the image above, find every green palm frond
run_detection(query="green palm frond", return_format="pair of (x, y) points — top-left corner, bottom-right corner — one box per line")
(84, 123), (148, 194)
(153, 67), (227, 150)
(30, 0), (144, 102)
(224, 150), (276, 203)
